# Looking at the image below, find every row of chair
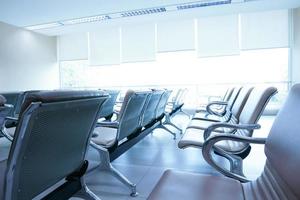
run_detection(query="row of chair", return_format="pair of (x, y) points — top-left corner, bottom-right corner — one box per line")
(89, 88), (191, 196)
(179, 86), (277, 173)
(0, 87), (188, 199)
(148, 84), (300, 200)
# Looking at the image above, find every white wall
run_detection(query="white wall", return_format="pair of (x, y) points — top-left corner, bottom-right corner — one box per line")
(0, 22), (59, 92)
(292, 7), (300, 84)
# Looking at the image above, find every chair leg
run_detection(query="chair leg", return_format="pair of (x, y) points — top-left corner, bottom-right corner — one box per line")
(156, 124), (177, 139)
(74, 178), (101, 200)
(178, 108), (190, 119)
(91, 143), (138, 197)
(110, 166), (138, 197)
(163, 114), (182, 134)
(215, 149), (245, 177)
(0, 127), (13, 142)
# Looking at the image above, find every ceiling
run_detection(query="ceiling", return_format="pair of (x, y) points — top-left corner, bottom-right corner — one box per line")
(1, 0), (300, 36)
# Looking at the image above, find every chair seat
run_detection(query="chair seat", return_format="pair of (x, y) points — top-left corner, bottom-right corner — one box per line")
(91, 126), (117, 148)
(147, 170), (244, 200)
(193, 112), (222, 121)
(178, 128), (246, 152)
(188, 119), (229, 134)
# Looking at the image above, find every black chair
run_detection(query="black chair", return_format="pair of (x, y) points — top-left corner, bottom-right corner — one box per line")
(90, 90), (151, 197)
(154, 90), (178, 139)
(140, 90), (165, 129)
(98, 90), (120, 121)
(0, 92), (22, 118)
(0, 90), (109, 200)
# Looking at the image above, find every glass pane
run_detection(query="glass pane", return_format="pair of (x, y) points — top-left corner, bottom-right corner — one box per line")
(60, 48), (289, 108)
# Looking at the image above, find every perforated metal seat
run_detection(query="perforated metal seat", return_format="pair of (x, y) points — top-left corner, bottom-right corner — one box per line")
(98, 90), (120, 120)
(140, 90), (164, 128)
(0, 90), (109, 200)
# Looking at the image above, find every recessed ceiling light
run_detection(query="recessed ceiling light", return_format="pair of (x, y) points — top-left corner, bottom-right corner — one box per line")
(120, 7), (167, 17)
(61, 15), (111, 25)
(25, 22), (63, 30)
(177, 0), (231, 10)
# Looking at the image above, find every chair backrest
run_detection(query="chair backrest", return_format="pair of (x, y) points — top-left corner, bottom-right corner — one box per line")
(230, 87), (254, 120)
(171, 89), (182, 102)
(2, 90), (109, 200)
(238, 86), (277, 126)
(243, 84), (300, 200)
(0, 92), (22, 117)
(98, 90), (120, 119)
(0, 95), (6, 106)
(176, 88), (188, 108)
(223, 87), (234, 102)
(117, 90), (151, 141)
(0, 95), (8, 127)
(225, 87), (242, 112)
(155, 90), (172, 120)
(141, 90), (164, 128)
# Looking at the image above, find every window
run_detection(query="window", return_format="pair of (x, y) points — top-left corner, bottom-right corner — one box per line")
(60, 48), (289, 108)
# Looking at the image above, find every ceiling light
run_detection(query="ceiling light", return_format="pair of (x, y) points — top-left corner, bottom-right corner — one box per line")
(61, 15), (111, 25)
(177, 0), (231, 10)
(25, 22), (63, 30)
(120, 7), (166, 17)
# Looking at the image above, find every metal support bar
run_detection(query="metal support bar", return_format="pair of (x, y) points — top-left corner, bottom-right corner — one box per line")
(90, 142), (138, 197)
(0, 126), (13, 142)
(163, 113), (182, 134)
(73, 178), (101, 200)
(177, 108), (190, 119)
(156, 124), (176, 139)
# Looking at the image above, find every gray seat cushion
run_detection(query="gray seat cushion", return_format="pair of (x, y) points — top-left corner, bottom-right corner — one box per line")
(147, 170), (244, 200)
(179, 128), (246, 152)
(189, 119), (215, 129)
(193, 112), (222, 121)
(91, 126), (117, 148)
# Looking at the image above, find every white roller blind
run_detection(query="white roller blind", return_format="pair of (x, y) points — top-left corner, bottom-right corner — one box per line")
(240, 10), (289, 50)
(157, 19), (195, 52)
(58, 33), (88, 61)
(88, 28), (121, 66)
(197, 14), (240, 58)
(121, 23), (156, 63)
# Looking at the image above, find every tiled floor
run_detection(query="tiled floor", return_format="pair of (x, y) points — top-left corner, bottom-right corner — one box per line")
(0, 112), (274, 200)
(80, 113), (274, 200)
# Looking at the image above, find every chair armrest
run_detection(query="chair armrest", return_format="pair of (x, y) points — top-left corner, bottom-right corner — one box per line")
(97, 121), (119, 128)
(5, 116), (18, 122)
(202, 134), (266, 182)
(206, 101), (227, 116)
(203, 123), (261, 140)
(4, 104), (14, 108)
